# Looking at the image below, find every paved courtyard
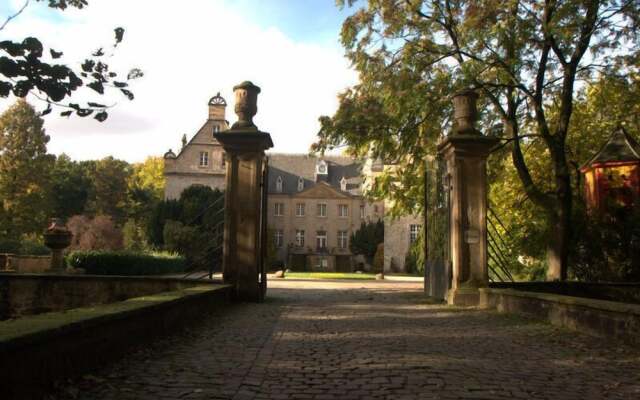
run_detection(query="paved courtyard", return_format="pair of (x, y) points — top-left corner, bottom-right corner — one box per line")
(54, 279), (640, 400)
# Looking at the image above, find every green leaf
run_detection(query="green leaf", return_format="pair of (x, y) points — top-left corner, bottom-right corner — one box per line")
(114, 27), (125, 44)
(121, 88), (134, 100)
(0, 81), (11, 97)
(22, 37), (43, 57)
(0, 57), (19, 78)
(87, 81), (104, 94)
(50, 49), (63, 59)
(94, 111), (108, 122)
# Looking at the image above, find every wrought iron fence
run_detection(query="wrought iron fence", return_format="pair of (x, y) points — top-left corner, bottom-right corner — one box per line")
(487, 204), (518, 282)
(182, 194), (225, 280)
(424, 155), (451, 300)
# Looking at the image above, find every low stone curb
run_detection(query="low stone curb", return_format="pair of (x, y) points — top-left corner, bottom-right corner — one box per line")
(0, 283), (232, 399)
(480, 288), (640, 345)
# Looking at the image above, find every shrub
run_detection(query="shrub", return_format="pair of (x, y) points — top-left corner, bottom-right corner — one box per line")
(123, 219), (149, 251)
(405, 228), (425, 275)
(67, 215), (124, 251)
(570, 202), (640, 282)
(350, 220), (384, 263)
(372, 243), (384, 273)
(65, 250), (185, 275)
(19, 237), (51, 255)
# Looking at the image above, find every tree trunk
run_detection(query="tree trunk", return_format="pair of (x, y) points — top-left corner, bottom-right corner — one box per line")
(546, 145), (572, 281)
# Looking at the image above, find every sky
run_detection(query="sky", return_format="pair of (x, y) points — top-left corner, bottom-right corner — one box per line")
(0, 0), (359, 162)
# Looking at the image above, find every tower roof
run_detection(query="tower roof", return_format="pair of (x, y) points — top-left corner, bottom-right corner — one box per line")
(583, 127), (640, 169)
(208, 92), (227, 106)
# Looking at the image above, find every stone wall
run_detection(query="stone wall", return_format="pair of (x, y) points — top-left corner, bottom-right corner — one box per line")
(480, 288), (640, 345)
(0, 274), (203, 320)
(384, 214), (422, 272)
(4, 255), (51, 273)
(1, 283), (231, 399)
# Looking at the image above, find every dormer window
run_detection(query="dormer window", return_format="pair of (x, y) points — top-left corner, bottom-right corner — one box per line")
(340, 176), (347, 192)
(316, 160), (328, 175)
(297, 177), (304, 192)
(316, 159), (328, 182)
(276, 176), (283, 193)
(213, 125), (220, 135)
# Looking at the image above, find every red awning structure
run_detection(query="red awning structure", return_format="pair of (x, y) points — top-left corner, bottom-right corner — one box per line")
(580, 127), (640, 210)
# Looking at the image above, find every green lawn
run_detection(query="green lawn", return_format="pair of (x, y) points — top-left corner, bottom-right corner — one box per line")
(283, 272), (376, 280)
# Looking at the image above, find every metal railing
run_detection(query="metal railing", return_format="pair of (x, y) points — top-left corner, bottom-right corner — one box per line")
(487, 205), (516, 282)
(182, 194), (225, 280)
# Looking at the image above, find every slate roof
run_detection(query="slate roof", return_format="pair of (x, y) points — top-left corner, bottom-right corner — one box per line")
(267, 154), (363, 196)
(583, 127), (640, 168)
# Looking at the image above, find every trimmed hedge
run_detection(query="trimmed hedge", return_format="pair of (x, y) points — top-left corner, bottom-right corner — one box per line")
(65, 251), (186, 276)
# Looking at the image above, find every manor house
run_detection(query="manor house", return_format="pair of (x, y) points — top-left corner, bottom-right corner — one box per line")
(163, 93), (421, 272)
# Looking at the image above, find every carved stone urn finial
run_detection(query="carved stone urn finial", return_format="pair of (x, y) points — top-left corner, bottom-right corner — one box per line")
(43, 217), (72, 272)
(232, 81), (261, 130)
(452, 89), (480, 135)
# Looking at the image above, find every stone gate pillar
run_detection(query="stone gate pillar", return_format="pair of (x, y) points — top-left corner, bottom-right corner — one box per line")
(437, 90), (498, 306)
(214, 81), (273, 302)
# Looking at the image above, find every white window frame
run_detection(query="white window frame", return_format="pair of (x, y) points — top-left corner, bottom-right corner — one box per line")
(274, 229), (284, 248)
(274, 203), (284, 217)
(276, 176), (283, 193)
(296, 203), (305, 217)
(316, 257), (328, 269)
(317, 203), (327, 218)
(316, 231), (327, 249)
(409, 224), (421, 244)
(295, 230), (305, 247)
(297, 177), (304, 192)
(213, 125), (220, 134)
(338, 204), (348, 218)
(338, 230), (348, 249)
(199, 151), (209, 167)
(340, 177), (347, 191)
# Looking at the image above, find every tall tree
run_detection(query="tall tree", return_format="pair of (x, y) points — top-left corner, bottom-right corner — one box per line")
(0, 99), (54, 237)
(85, 156), (131, 223)
(50, 153), (91, 220)
(317, 0), (640, 280)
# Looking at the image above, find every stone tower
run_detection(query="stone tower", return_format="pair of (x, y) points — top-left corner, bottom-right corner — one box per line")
(209, 92), (227, 124)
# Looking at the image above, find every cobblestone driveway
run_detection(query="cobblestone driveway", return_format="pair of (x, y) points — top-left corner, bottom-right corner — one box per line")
(55, 279), (640, 400)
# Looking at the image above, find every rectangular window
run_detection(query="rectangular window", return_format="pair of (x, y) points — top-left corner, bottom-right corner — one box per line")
(409, 224), (421, 244)
(199, 151), (209, 167)
(222, 153), (226, 168)
(295, 230), (305, 247)
(274, 203), (284, 216)
(338, 230), (348, 249)
(317, 203), (327, 217)
(274, 229), (283, 248)
(316, 230), (327, 249)
(360, 205), (365, 219)
(296, 203), (305, 217)
(316, 257), (328, 269)
(338, 204), (348, 218)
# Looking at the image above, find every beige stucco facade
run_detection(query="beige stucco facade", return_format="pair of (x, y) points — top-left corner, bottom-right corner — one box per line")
(164, 93), (422, 273)
(163, 94), (229, 200)
(268, 182), (383, 271)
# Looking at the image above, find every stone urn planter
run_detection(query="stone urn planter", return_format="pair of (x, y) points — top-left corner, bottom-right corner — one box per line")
(43, 218), (72, 272)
